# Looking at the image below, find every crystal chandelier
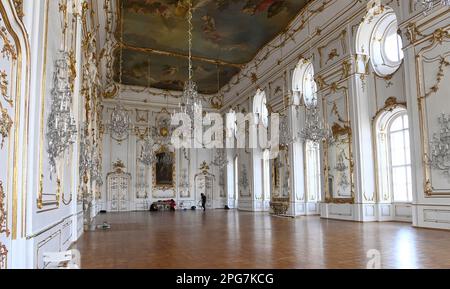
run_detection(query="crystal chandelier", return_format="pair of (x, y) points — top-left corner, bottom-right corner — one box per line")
(139, 136), (157, 166)
(178, 0), (202, 127)
(416, 0), (450, 14)
(211, 148), (228, 168)
(297, 9), (331, 145)
(300, 99), (333, 144)
(90, 149), (103, 187)
(47, 50), (78, 175)
(280, 114), (293, 147)
(136, 166), (148, 198)
(138, 58), (158, 167)
(211, 67), (229, 169)
(79, 124), (91, 183)
(428, 113), (450, 175)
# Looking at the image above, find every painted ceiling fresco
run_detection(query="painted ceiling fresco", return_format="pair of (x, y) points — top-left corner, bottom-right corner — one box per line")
(115, 0), (310, 94)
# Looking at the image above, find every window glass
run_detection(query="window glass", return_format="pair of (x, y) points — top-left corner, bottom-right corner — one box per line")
(306, 141), (321, 201)
(384, 32), (404, 63)
(387, 112), (413, 202)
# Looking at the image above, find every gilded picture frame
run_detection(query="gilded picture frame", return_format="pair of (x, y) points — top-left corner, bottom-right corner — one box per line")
(152, 146), (176, 190)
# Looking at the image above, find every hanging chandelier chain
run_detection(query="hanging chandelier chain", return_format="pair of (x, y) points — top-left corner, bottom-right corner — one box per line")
(188, 0), (193, 83)
(119, 0), (125, 90)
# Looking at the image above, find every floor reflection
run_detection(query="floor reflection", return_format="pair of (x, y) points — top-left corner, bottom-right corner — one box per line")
(74, 211), (450, 269)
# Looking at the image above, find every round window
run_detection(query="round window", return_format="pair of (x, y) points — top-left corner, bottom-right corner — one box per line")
(383, 26), (404, 63)
(357, 7), (404, 77)
(369, 12), (404, 76)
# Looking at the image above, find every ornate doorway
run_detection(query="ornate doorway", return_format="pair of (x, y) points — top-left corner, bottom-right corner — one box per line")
(107, 160), (131, 212)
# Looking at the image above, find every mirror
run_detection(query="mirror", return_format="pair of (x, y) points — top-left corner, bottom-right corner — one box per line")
(324, 124), (354, 203)
(270, 147), (290, 215)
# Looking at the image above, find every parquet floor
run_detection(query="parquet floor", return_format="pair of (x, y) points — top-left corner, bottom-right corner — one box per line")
(73, 210), (450, 269)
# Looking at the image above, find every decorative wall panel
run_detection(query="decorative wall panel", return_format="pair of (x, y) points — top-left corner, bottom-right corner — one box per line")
(107, 160), (131, 212)
(416, 27), (450, 197)
(36, 0), (79, 212)
(0, 0), (28, 268)
(322, 83), (354, 203)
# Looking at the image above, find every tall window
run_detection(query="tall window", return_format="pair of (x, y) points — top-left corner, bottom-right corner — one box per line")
(234, 155), (239, 202)
(292, 60), (317, 106)
(293, 59), (321, 203)
(387, 112), (412, 202)
(305, 141), (321, 202)
(263, 149), (271, 201)
(253, 89), (269, 128)
(375, 108), (412, 203)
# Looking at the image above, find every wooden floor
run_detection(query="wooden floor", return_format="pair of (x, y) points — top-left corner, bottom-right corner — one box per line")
(73, 210), (450, 269)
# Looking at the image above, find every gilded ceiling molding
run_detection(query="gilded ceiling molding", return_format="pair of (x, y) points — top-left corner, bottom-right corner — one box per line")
(122, 43), (244, 69)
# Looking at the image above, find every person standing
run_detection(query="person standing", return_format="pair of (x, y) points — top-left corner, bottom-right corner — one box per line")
(201, 193), (207, 211)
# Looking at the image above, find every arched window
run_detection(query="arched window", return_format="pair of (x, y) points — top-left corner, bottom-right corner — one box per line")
(375, 108), (412, 202)
(234, 155), (239, 202)
(292, 59), (318, 106)
(253, 89), (269, 128)
(263, 149), (271, 201)
(305, 141), (321, 202)
(293, 59), (321, 203)
(356, 5), (404, 76)
(226, 109), (237, 138)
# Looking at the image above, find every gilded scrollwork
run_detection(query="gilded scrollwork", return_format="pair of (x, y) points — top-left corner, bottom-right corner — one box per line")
(0, 25), (17, 60)
(0, 242), (7, 269)
(0, 70), (13, 105)
(423, 56), (449, 99)
(0, 104), (12, 149)
(13, 0), (24, 19)
(0, 181), (9, 237)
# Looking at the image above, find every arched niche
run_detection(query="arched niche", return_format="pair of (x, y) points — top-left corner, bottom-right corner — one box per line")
(355, 3), (404, 77)
(253, 89), (269, 128)
(292, 59), (318, 106)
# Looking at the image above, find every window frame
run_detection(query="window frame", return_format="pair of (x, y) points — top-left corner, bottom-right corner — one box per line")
(386, 112), (412, 203)
(305, 141), (322, 202)
(374, 107), (413, 204)
(292, 60), (318, 106)
(356, 6), (404, 77)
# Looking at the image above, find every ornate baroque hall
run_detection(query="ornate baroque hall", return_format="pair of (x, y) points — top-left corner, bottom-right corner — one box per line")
(0, 0), (450, 270)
